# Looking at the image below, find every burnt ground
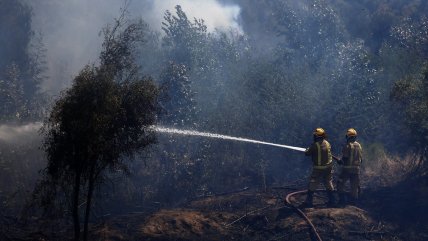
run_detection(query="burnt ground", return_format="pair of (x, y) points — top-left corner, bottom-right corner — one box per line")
(4, 182), (427, 241)
(360, 177), (428, 241)
(87, 188), (401, 241)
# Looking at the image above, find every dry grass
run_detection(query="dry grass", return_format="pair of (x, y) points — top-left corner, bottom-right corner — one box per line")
(141, 209), (233, 239)
(362, 143), (417, 187)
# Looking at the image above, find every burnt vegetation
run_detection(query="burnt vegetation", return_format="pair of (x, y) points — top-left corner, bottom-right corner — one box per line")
(1, 0), (428, 240)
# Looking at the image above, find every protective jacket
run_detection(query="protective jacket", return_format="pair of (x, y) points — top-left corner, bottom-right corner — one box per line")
(338, 140), (363, 200)
(341, 141), (362, 171)
(305, 139), (334, 192)
(305, 139), (333, 169)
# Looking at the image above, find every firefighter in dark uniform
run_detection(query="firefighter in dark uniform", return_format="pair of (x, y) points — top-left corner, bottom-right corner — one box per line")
(337, 128), (363, 205)
(301, 128), (335, 208)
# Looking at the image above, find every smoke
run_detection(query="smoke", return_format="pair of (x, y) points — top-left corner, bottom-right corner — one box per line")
(0, 122), (42, 143)
(26, 0), (124, 93)
(25, 0), (242, 93)
(145, 0), (241, 33)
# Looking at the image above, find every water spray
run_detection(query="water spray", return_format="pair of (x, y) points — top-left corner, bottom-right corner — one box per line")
(154, 126), (306, 152)
(0, 123), (308, 153)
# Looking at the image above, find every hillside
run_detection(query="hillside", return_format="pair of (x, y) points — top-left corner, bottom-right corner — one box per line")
(87, 188), (400, 241)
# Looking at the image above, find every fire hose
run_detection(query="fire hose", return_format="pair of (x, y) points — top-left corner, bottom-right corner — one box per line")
(285, 189), (324, 241)
(283, 156), (340, 241)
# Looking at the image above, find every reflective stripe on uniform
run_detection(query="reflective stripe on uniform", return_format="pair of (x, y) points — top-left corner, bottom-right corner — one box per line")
(316, 142), (321, 166)
(314, 164), (332, 169)
(346, 142), (362, 168)
(357, 143), (363, 164)
(326, 141), (332, 165)
(315, 140), (332, 167)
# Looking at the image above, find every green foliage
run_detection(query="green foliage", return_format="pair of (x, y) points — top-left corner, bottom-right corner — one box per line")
(0, 64), (25, 121)
(2, 0), (426, 219)
(159, 63), (197, 127)
(392, 16), (428, 57)
(100, 16), (149, 79)
(38, 16), (159, 241)
(389, 12), (428, 164)
(391, 64), (428, 150)
(44, 66), (159, 178)
(162, 5), (207, 66)
(101, 2), (428, 208)
(0, 0), (46, 122)
(3, 1), (428, 238)
(0, 0), (32, 72)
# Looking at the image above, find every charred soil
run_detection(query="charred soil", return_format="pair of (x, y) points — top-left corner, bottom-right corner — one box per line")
(6, 185), (428, 240)
(88, 188), (400, 241)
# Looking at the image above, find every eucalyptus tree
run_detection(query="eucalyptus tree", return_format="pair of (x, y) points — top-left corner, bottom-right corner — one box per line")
(39, 16), (160, 241)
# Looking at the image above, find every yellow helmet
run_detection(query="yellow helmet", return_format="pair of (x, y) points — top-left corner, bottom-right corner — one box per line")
(346, 128), (357, 137)
(313, 128), (326, 137)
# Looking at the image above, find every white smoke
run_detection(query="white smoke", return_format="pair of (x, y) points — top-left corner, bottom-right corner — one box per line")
(25, 0), (242, 93)
(26, 0), (124, 93)
(146, 0), (242, 33)
(0, 122), (42, 143)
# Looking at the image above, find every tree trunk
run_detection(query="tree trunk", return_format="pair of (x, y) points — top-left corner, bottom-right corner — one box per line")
(73, 171), (81, 241)
(83, 166), (95, 241)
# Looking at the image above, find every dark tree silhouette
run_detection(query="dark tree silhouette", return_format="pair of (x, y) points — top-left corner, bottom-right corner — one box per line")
(38, 14), (159, 241)
(391, 64), (428, 173)
(162, 5), (207, 67)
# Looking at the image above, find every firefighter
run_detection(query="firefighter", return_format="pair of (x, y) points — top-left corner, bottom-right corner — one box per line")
(337, 128), (363, 206)
(301, 128), (335, 208)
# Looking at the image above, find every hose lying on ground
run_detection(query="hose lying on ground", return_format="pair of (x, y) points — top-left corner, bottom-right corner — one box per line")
(285, 189), (324, 241)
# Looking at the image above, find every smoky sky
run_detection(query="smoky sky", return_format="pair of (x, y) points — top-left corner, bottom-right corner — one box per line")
(0, 122), (42, 143)
(25, 0), (241, 93)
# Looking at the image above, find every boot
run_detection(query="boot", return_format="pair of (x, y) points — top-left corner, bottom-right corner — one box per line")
(299, 191), (314, 208)
(327, 190), (336, 207)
